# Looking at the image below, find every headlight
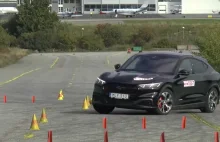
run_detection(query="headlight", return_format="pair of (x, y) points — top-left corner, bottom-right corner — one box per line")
(96, 77), (106, 85)
(138, 83), (161, 89)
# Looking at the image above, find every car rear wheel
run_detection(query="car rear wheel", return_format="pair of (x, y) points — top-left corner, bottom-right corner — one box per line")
(93, 104), (115, 114)
(200, 87), (218, 113)
(154, 88), (173, 115)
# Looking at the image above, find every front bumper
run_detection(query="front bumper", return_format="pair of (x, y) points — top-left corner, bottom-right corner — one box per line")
(92, 89), (159, 110)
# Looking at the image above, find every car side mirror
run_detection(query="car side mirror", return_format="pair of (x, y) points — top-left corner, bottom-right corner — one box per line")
(178, 69), (190, 76)
(114, 64), (121, 70)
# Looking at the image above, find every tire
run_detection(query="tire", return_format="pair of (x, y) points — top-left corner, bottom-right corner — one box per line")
(200, 87), (219, 113)
(154, 88), (174, 115)
(93, 104), (115, 114)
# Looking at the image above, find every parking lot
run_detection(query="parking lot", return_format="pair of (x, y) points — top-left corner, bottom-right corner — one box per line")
(0, 52), (219, 142)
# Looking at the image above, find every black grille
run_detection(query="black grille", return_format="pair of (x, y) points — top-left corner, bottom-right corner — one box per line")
(104, 83), (138, 94)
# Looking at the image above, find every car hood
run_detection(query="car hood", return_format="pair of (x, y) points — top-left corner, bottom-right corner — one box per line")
(100, 71), (173, 84)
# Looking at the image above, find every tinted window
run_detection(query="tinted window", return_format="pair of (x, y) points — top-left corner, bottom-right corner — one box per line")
(178, 59), (192, 73)
(190, 59), (208, 74)
(120, 54), (179, 74)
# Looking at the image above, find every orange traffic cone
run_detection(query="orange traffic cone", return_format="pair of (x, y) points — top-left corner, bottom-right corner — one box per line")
(60, 89), (64, 98)
(82, 98), (89, 110)
(58, 89), (64, 100)
(104, 130), (108, 142)
(58, 93), (63, 100)
(86, 96), (91, 106)
(39, 108), (48, 123)
(127, 48), (131, 54)
(30, 114), (40, 130)
(215, 132), (219, 142)
(160, 132), (165, 142)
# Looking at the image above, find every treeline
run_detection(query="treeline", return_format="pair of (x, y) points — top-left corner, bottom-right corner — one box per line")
(0, 0), (220, 70)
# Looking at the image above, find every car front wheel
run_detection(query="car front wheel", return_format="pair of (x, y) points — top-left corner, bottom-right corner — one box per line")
(154, 88), (173, 115)
(93, 104), (115, 114)
(200, 87), (219, 113)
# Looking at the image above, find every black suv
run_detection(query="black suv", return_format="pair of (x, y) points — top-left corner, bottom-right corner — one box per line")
(92, 51), (220, 115)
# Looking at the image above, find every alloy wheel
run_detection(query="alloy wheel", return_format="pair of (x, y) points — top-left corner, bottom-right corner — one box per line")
(208, 90), (218, 111)
(157, 92), (173, 114)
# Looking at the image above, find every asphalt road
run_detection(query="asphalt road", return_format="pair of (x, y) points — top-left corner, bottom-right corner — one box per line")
(62, 18), (220, 21)
(61, 14), (220, 25)
(60, 14), (220, 19)
(0, 52), (219, 142)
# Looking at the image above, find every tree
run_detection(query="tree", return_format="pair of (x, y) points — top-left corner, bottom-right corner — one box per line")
(152, 38), (177, 49)
(94, 24), (122, 47)
(129, 26), (154, 46)
(195, 27), (220, 71)
(4, 0), (59, 37)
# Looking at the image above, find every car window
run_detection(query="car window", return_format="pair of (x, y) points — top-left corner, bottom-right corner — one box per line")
(190, 59), (208, 74)
(178, 59), (192, 73)
(125, 57), (141, 70)
(120, 54), (179, 74)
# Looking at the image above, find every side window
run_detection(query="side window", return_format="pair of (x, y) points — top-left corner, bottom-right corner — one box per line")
(190, 59), (208, 74)
(123, 56), (141, 69)
(178, 59), (192, 73)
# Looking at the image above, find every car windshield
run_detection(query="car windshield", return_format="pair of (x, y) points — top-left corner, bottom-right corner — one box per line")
(120, 54), (179, 74)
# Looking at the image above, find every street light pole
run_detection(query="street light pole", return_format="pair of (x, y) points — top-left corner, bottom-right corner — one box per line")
(81, 27), (84, 36)
(182, 26), (185, 40)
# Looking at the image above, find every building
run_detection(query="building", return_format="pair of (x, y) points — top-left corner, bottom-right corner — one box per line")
(83, 0), (157, 14)
(55, 0), (220, 14)
(0, 0), (17, 7)
(51, 0), (183, 14)
(0, 0), (183, 14)
(2, 0), (219, 14)
(50, 0), (158, 14)
(158, 0), (181, 14)
(182, 0), (220, 14)
(50, 0), (82, 13)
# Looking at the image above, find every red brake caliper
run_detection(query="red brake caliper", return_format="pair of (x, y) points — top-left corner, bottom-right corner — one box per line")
(157, 97), (162, 108)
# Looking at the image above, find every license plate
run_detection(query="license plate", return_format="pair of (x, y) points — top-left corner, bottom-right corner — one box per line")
(109, 93), (129, 99)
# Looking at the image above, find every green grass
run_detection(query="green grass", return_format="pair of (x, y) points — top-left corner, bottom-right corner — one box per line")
(59, 20), (214, 50)
(0, 47), (30, 68)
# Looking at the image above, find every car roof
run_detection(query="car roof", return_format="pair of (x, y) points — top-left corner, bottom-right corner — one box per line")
(137, 51), (209, 63)
(137, 51), (194, 57)
(193, 55), (208, 63)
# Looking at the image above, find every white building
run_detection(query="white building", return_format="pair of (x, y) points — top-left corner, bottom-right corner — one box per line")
(0, 0), (179, 14)
(82, 0), (158, 14)
(158, 0), (181, 14)
(182, 0), (220, 14)
(0, 0), (17, 7)
(48, 0), (159, 14)
(6, 0), (220, 14)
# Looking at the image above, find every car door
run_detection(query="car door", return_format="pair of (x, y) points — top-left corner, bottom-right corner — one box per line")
(173, 58), (198, 105)
(189, 58), (209, 97)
